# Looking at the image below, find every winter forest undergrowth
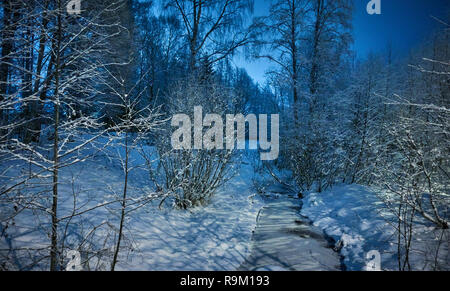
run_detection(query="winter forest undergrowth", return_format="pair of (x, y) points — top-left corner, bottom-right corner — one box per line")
(0, 0), (449, 271)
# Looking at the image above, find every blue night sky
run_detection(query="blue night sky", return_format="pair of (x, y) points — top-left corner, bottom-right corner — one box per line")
(234, 0), (450, 84)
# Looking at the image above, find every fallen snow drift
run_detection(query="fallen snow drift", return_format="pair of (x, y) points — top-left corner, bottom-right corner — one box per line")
(301, 184), (449, 271)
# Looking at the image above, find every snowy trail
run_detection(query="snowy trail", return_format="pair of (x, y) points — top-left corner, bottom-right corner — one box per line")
(239, 191), (341, 271)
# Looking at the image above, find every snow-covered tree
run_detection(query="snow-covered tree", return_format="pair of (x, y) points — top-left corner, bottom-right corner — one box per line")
(0, 0), (135, 270)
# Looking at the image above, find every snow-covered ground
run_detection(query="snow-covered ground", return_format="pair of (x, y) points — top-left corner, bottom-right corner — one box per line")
(301, 184), (449, 271)
(0, 138), (264, 271)
(121, 158), (264, 271)
(2, 135), (448, 271)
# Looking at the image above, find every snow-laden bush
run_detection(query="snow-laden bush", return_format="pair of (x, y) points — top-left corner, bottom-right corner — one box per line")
(149, 77), (239, 209)
(372, 27), (449, 269)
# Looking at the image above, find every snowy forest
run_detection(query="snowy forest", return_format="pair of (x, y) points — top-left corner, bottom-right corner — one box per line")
(0, 0), (449, 271)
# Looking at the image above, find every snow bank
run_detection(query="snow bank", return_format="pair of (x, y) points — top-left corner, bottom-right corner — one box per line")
(301, 184), (449, 271)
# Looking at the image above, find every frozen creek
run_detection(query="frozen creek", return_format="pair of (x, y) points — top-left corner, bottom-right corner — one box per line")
(239, 186), (342, 271)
